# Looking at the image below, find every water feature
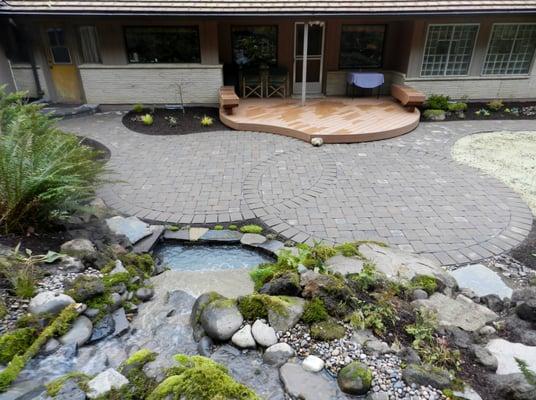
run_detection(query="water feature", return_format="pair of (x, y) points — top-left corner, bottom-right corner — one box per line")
(154, 242), (274, 271)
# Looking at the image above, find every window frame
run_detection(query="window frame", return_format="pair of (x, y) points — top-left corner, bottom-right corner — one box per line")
(338, 24), (387, 70)
(230, 25), (279, 67)
(78, 25), (102, 64)
(420, 23), (480, 77)
(47, 28), (73, 65)
(123, 25), (201, 64)
(481, 23), (536, 76)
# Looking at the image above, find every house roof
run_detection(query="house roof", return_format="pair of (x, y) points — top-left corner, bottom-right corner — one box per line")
(1, 0), (536, 16)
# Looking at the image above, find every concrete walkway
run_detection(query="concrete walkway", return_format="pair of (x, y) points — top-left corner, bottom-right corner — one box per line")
(59, 113), (535, 266)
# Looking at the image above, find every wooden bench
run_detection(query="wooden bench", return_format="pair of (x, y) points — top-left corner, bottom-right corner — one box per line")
(391, 84), (426, 112)
(219, 86), (240, 115)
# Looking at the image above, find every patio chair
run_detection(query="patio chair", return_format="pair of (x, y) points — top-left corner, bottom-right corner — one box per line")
(241, 69), (263, 98)
(266, 67), (288, 98)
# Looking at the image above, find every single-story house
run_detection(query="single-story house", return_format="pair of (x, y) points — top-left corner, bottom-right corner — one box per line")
(0, 0), (535, 105)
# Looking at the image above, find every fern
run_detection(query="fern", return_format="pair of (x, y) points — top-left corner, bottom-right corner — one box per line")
(515, 358), (536, 387)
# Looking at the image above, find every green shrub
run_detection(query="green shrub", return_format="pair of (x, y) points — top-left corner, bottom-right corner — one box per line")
(200, 116), (214, 127)
(132, 103), (144, 113)
(425, 95), (450, 110)
(0, 328), (36, 364)
(228, 224), (238, 231)
(239, 224), (263, 234)
(487, 99), (504, 111)
(0, 87), (105, 232)
(475, 108), (491, 117)
(213, 225), (224, 231)
(447, 102), (468, 112)
(423, 109), (446, 120)
(141, 114), (153, 126)
(301, 298), (329, 324)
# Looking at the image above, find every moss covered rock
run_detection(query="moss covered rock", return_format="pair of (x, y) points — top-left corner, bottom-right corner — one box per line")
(337, 361), (372, 395)
(259, 272), (301, 297)
(301, 271), (357, 318)
(402, 364), (451, 390)
(310, 319), (346, 341)
(65, 275), (105, 302)
(200, 299), (243, 341)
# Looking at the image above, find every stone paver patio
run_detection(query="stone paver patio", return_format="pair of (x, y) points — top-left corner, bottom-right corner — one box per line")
(59, 114), (535, 266)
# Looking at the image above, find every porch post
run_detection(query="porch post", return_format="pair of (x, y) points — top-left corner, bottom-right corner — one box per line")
(301, 22), (308, 106)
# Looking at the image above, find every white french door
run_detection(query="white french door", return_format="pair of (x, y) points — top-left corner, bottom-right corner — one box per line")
(293, 22), (325, 95)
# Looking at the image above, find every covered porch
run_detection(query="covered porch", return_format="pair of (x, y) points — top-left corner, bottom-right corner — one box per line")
(219, 96), (420, 144)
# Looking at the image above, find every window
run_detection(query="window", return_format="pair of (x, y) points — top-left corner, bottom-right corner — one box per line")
(125, 26), (200, 63)
(79, 26), (101, 63)
(421, 24), (479, 76)
(0, 24), (30, 63)
(339, 25), (386, 69)
(47, 28), (72, 64)
(231, 26), (277, 67)
(482, 24), (536, 75)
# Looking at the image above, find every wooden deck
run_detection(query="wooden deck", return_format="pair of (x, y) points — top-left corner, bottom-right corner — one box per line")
(220, 97), (420, 144)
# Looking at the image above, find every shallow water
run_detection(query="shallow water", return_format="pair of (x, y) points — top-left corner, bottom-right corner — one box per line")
(154, 243), (274, 271)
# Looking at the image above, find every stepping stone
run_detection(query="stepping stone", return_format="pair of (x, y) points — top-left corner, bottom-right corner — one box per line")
(325, 255), (364, 275)
(486, 338), (536, 375)
(451, 263), (512, 299)
(279, 362), (337, 400)
(200, 229), (243, 242)
(412, 293), (498, 332)
(189, 227), (209, 241)
(256, 240), (285, 255)
(163, 229), (190, 241)
(106, 216), (153, 244)
(132, 225), (165, 253)
(241, 233), (267, 246)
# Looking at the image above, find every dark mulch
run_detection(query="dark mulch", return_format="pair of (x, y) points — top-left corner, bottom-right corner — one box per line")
(457, 351), (497, 400)
(0, 228), (68, 254)
(510, 218), (536, 270)
(420, 101), (536, 122)
(122, 107), (230, 135)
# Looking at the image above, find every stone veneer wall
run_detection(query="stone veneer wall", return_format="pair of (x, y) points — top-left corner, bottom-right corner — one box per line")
(78, 64), (223, 104)
(10, 64), (47, 98)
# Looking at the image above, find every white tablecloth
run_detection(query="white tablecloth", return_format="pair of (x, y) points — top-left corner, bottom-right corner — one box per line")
(346, 72), (385, 89)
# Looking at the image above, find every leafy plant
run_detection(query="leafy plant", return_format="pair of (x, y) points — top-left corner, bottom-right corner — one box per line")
(132, 103), (144, 113)
(349, 262), (379, 292)
(515, 358), (536, 387)
(411, 275), (438, 295)
(200, 116), (213, 126)
(213, 225), (224, 231)
(447, 102), (468, 112)
(405, 308), (437, 348)
(165, 116), (178, 127)
(228, 224), (238, 231)
(475, 108), (491, 117)
(239, 224), (263, 234)
(423, 109), (445, 120)
(425, 95), (450, 111)
(141, 114), (154, 126)
(487, 99), (504, 111)
(334, 242), (362, 258)
(0, 87), (105, 232)
(349, 296), (397, 336)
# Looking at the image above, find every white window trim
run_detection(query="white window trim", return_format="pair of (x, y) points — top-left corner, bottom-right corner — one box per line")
(481, 22), (536, 77)
(420, 23), (480, 78)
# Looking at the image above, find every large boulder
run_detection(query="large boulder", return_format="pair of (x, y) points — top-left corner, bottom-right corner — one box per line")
(359, 243), (456, 289)
(86, 368), (129, 399)
(267, 296), (305, 332)
(259, 272), (301, 296)
(59, 316), (93, 346)
(29, 291), (75, 315)
(472, 345), (498, 372)
(516, 299), (536, 322)
(190, 292), (225, 340)
(301, 271), (357, 318)
(412, 293), (497, 332)
(337, 361), (373, 395)
(60, 238), (97, 259)
(263, 343), (295, 366)
(200, 298), (243, 341)
(401, 364), (451, 390)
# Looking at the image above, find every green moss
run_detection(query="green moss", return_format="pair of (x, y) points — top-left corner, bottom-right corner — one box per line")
(310, 320), (346, 341)
(348, 262), (379, 292)
(423, 109), (446, 119)
(238, 295), (268, 320)
(250, 264), (277, 291)
(46, 372), (90, 397)
(411, 275), (438, 295)
(148, 355), (260, 400)
(338, 361), (372, 389)
(212, 298), (237, 309)
(125, 349), (157, 367)
(213, 225), (224, 230)
(119, 253), (155, 278)
(166, 225), (180, 232)
(239, 224), (263, 234)
(0, 299), (6, 319)
(0, 304), (79, 392)
(0, 328), (36, 364)
(301, 298), (329, 324)
(334, 242), (362, 258)
(65, 275), (105, 302)
(15, 314), (43, 330)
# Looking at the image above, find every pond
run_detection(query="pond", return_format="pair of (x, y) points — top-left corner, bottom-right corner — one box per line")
(154, 242), (274, 271)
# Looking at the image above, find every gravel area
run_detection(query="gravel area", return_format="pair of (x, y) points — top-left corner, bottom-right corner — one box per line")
(452, 131), (536, 215)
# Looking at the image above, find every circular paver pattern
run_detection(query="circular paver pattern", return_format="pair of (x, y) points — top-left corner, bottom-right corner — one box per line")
(59, 113), (534, 265)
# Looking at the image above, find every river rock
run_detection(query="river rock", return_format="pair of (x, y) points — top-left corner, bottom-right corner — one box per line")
(60, 238), (97, 258)
(279, 362), (337, 399)
(135, 287), (154, 302)
(65, 275), (105, 302)
(302, 355), (325, 372)
(325, 255), (364, 275)
(231, 324), (256, 348)
(516, 299), (536, 322)
(472, 345), (498, 372)
(259, 272), (301, 296)
(337, 361), (372, 395)
(197, 336), (214, 357)
(42, 338), (61, 355)
(112, 308), (129, 336)
(57, 256), (86, 273)
(106, 216), (152, 244)
(401, 364), (451, 389)
(486, 338), (536, 375)
(200, 299), (243, 341)
(86, 368), (129, 399)
(263, 342), (295, 366)
(88, 314), (115, 343)
(359, 243), (456, 289)
(451, 263), (512, 298)
(29, 291), (75, 315)
(412, 293), (497, 332)
(251, 319), (277, 347)
(267, 297), (305, 332)
(412, 289), (428, 300)
(59, 316), (93, 346)
(190, 291), (225, 340)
